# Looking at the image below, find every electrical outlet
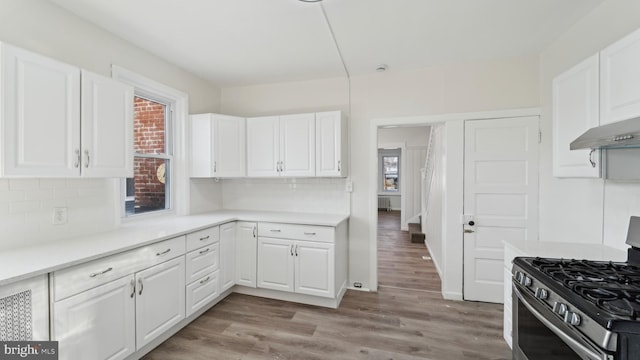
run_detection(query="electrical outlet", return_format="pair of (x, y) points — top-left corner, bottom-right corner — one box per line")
(345, 181), (353, 192)
(53, 207), (68, 225)
(353, 282), (362, 288)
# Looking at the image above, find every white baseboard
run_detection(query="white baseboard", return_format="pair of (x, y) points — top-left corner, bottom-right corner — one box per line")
(442, 290), (463, 301)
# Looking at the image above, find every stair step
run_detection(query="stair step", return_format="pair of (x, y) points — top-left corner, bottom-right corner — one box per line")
(408, 223), (425, 243)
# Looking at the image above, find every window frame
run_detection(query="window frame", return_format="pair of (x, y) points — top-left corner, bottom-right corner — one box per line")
(112, 66), (189, 220)
(378, 148), (402, 195)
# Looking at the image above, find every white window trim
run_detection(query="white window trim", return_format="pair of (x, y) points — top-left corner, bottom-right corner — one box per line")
(111, 65), (190, 219)
(377, 143), (404, 196)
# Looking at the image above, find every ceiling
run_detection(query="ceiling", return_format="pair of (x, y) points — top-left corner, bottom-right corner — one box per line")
(49, 0), (603, 87)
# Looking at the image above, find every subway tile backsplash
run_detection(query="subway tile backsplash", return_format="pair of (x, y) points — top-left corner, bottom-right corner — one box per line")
(0, 178), (117, 251)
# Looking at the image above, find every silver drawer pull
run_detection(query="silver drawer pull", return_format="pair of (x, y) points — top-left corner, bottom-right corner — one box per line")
(199, 248), (211, 255)
(156, 248), (171, 256)
(89, 267), (113, 278)
(199, 276), (211, 285)
(199, 235), (210, 241)
(270, 229), (281, 233)
(304, 232), (316, 236)
(130, 279), (135, 298)
(138, 278), (144, 295)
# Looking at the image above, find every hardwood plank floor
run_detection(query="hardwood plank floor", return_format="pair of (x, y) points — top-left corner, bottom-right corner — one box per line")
(377, 210), (441, 292)
(145, 212), (511, 359)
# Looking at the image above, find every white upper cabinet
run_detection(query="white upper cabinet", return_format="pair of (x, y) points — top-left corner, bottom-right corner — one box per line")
(2, 43), (80, 177)
(552, 54), (601, 178)
(1, 43), (133, 178)
(601, 27), (640, 125)
(246, 116), (280, 177)
(81, 70), (134, 178)
(315, 111), (348, 177)
(247, 114), (315, 177)
(280, 113), (315, 177)
(190, 113), (246, 178)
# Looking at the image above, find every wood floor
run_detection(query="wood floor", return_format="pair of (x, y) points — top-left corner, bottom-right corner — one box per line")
(377, 211), (441, 292)
(144, 212), (511, 360)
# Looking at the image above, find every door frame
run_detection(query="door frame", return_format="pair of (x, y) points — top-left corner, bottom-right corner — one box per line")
(367, 107), (540, 300)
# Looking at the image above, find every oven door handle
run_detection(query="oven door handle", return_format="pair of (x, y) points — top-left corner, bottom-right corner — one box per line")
(513, 285), (609, 360)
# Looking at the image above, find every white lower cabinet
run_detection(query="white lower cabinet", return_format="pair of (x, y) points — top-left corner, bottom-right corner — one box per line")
(220, 222), (236, 291)
(54, 275), (136, 360)
(52, 237), (186, 360)
(235, 222), (257, 288)
(257, 238), (295, 292)
(185, 229), (221, 317)
(135, 256), (185, 349)
(186, 271), (220, 317)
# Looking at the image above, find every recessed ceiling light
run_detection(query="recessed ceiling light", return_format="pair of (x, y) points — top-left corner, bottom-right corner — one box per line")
(376, 64), (388, 72)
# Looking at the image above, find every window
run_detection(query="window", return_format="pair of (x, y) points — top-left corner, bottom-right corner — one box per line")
(382, 156), (399, 191)
(125, 95), (173, 216)
(379, 149), (401, 193)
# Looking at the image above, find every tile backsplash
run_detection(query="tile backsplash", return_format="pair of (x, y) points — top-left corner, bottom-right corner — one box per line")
(221, 178), (350, 214)
(0, 178), (117, 251)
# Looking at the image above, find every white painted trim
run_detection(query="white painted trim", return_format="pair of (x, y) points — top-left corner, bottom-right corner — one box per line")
(368, 107), (541, 294)
(111, 65), (190, 217)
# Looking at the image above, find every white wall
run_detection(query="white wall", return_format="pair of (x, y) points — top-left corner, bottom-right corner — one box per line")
(539, 1), (640, 250)
(0, 0), (221, 250)
(220, 57), (539, 293)
(424, 125), (444, 277)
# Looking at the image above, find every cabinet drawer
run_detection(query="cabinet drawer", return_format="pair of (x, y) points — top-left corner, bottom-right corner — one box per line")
(258, 223), (334, 243)
(186, 226), (220, 252)
(53, 236), (186, 301)
(186, 270), (220, 317)
(186, 243), (219, 284)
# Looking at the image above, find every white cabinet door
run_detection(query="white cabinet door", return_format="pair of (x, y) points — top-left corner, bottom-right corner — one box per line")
(235, 222), (257, 287)
(316, 111), (347, 177)
(220, 222), (236, 291)
(186, 271), (220, 317)
(53, 275), (136, 360)
(246, 116), (279, 177)
(135, 256), (185, 349)
(552, 54), (601, 178)
(294, 241), (334, 298)
(257, 237), (295, 292)
(80, 70), (134, 178)
(214, 114), (246, 177)
(601, 28), (640, 125)
(1, 43), (80, 177)
(189, 114), (214, 177)
(280, 113), (315, 177)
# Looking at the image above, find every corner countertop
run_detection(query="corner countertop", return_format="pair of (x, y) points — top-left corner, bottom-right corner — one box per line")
(504, 239), (627, 262)
(0, 210), (349, 286)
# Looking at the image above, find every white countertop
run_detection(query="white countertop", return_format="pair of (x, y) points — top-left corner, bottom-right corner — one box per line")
(504, 239), (627, 262)
(0, 210), (349, 286)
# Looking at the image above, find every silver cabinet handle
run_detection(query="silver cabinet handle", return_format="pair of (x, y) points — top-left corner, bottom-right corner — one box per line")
(74, 149), (80, 168)
(276, 161), (280, 172)
(200, 235), (210, 241)
(199, 276), (211, 285)
(138, 278), (143, 295)
(253, 226), (257, 238)
(156, 248), (171, 256)
(270, 229), (281, 233)
(290, 244), (294, 256)
(304, 232), (316, 236)
(337, 160), (341, 172)
(199, 248), (210, 255)
(130, 279), (135, 298)
(588, 149), (596, 168)
(295, 245), (298, 257)
(213, 161), (217, 173)
(89, 267), (113, 278)
(84, 149), (90, 168)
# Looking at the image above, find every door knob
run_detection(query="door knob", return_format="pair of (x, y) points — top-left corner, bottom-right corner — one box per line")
(468, 221), (475, 226)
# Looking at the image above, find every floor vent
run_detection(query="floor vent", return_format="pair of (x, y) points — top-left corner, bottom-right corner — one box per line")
(378, 197), (391, 211)
(0, 289), (32, 341)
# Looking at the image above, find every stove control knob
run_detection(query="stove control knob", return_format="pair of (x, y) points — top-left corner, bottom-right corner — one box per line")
(553, 302), (568, 316)
(521, 275), (532, 287)
(514, 271), (523, 283)
(564, 311), (581, 326)
(534, 288), (549, 300)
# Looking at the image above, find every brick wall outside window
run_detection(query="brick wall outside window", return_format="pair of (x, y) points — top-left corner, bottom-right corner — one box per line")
(133, 97), (166, 210)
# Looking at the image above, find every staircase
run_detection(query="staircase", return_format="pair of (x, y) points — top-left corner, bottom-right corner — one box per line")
(408, 216), (425, 243)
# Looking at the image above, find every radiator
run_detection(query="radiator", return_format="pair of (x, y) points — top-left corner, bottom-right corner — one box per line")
(0, 289), (32, 341)
(378, 196), (391, 211)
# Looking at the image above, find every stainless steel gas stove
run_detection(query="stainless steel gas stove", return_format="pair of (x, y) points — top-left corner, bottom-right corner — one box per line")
(512, 217), (640, 360)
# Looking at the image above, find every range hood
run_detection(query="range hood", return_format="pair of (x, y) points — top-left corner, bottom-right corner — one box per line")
(570, 117), (640, 150)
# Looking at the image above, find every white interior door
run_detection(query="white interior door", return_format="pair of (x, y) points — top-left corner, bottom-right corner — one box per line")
(463, 116), (539, 303)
